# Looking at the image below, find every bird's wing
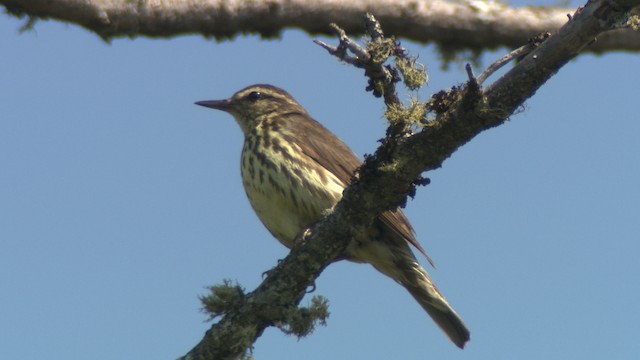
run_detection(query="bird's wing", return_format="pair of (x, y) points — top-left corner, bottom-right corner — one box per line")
(379, 209), (435, 267)
(286, 113), (361, 187)
(288, 113), (434, 266)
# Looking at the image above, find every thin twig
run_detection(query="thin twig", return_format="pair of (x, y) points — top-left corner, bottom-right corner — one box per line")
(476, 43), (534, 85)
(313, 40), (363, 67)
(364, 12), (385, 41)
(465, 63), (477, 83)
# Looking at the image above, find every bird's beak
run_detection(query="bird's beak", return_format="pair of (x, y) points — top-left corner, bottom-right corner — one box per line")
(195, 99), (231, 111)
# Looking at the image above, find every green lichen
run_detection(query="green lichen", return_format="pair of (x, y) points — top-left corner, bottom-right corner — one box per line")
(275, 296), (330, 338)
(200, 279), (246, 319)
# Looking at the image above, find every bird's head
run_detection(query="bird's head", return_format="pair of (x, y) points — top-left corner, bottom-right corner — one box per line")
(196, 84), (307, 135)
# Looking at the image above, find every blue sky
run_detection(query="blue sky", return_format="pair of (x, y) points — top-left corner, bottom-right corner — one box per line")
(2, 5), (639, 360)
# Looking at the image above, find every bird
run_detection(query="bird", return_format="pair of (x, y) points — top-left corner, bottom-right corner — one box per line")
(195, 84), (470, 348)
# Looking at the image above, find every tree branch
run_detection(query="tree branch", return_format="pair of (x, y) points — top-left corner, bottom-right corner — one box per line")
(2, 0), (639, 53)
(178, 0), (638, 358)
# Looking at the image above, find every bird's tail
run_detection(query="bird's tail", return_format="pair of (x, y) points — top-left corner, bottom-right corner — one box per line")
(369, 247), (470, 349)
(400, 260), (470, 348)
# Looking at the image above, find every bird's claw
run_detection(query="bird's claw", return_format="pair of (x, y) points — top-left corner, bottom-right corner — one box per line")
(261, 259), (284, 279)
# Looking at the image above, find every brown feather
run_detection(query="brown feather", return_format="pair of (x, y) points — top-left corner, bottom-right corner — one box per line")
(283, 112), (433, 265)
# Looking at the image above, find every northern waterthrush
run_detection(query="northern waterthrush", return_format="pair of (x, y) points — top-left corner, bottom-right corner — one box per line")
(195, 84), (470, 348)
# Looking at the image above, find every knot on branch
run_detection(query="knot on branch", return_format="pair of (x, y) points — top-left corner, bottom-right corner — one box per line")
(426, 87), (462, 114)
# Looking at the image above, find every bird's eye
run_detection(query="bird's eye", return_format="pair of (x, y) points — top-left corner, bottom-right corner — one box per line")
(247, 91), (262, 101)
